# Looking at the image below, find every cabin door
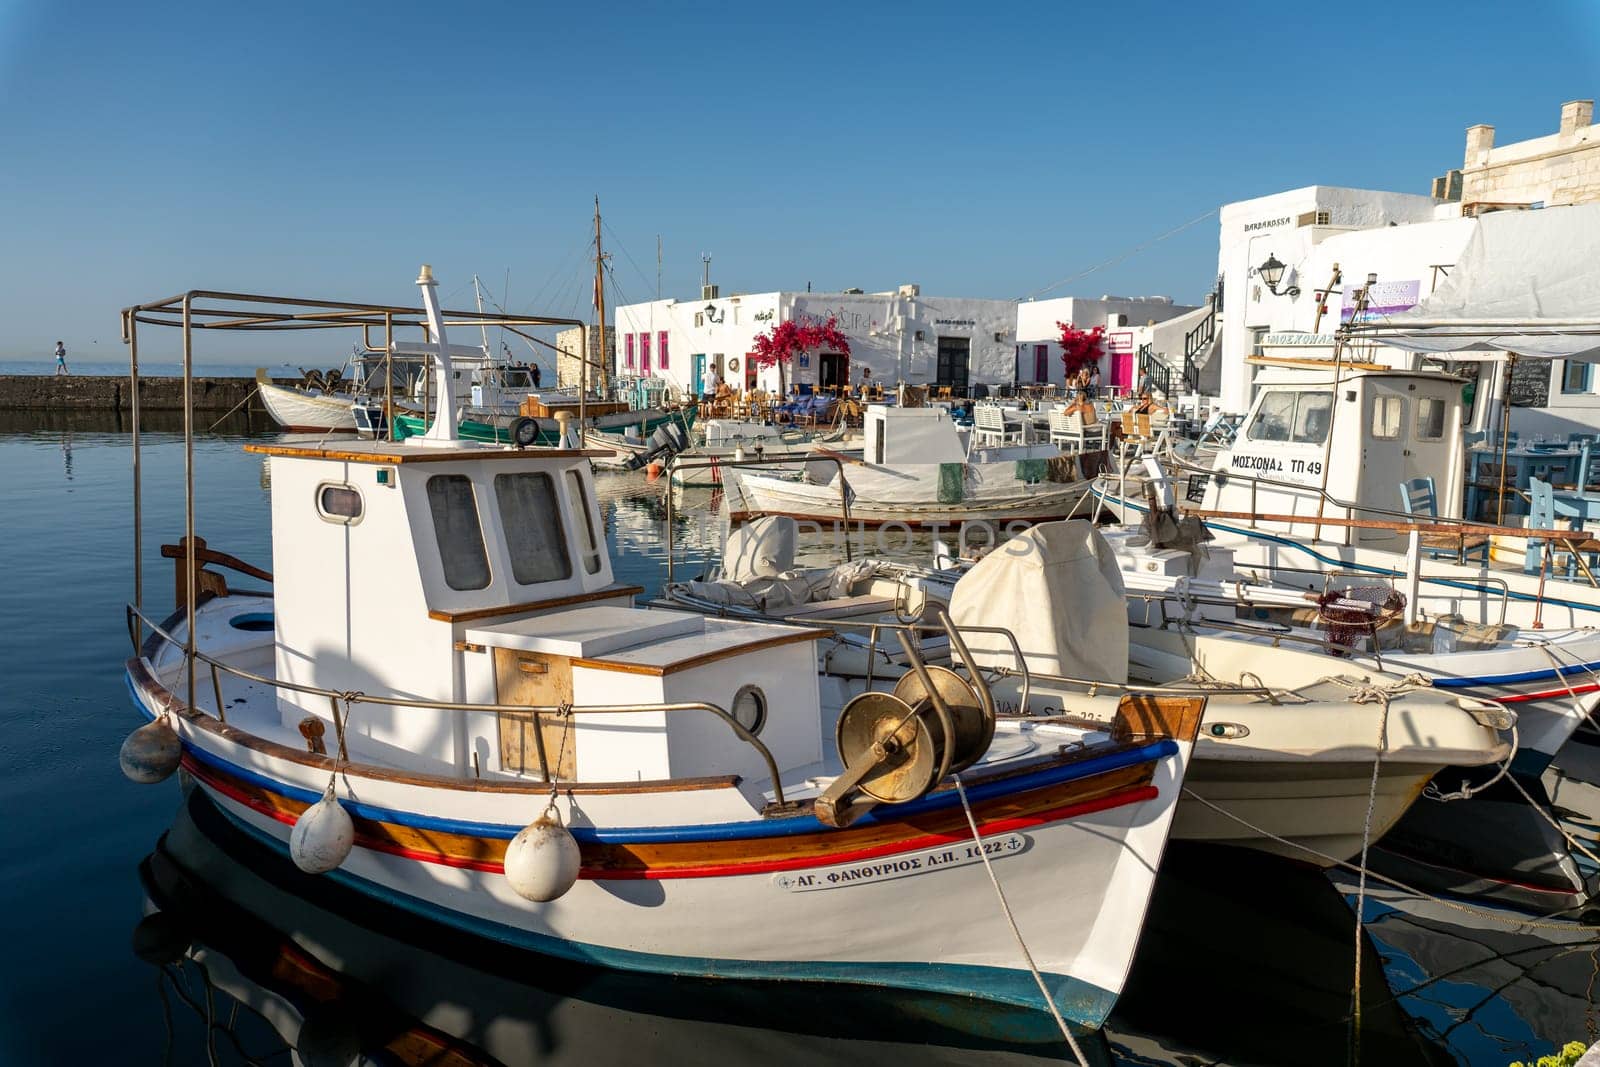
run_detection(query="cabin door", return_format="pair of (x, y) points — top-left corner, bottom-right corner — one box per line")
(493, 649), (576, 779)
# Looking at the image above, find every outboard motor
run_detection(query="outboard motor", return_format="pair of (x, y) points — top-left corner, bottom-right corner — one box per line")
(623, 421), (690, 471)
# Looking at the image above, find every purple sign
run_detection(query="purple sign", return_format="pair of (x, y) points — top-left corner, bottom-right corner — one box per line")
(1342, 279), (1421, 323)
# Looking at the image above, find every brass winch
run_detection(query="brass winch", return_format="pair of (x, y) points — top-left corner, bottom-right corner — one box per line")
(815, 614), (997, 828)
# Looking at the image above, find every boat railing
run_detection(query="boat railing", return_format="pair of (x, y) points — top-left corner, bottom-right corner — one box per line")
(125, 603), (794, 807)
(777, 613), (1284, 710)
(663, 453), (854, 583)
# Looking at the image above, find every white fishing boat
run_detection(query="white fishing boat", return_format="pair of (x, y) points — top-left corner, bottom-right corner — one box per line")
(659, 516), (1512, 866)
(117, 269), (1210, 1033)
(727, 405), (1094, 530)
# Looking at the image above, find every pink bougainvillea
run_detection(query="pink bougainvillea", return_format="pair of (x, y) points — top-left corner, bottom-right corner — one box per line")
(751, 316), (851, 394)
(1056, 322), (1105, 377)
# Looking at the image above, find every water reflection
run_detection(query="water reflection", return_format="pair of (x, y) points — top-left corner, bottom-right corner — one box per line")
(137, 789), (1090, 1065)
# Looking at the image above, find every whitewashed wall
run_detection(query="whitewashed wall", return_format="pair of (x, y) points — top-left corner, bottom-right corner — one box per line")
(615, 288), (1020, 392)
(1214, 186), (1448, 412)
(1015, 295), (1196, 386)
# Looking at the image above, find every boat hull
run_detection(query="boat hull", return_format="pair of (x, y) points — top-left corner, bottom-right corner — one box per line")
(127, 652), (1190, 1029)
(730, 469), (1091, 529)
(258, 382), (358, 432)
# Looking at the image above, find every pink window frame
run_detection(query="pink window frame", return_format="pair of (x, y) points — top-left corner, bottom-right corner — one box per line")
(640, 331), (652, 374)
(658, 330), (669, 369)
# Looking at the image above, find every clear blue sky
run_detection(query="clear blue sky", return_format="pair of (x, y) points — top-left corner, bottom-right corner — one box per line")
(1, 0), (1596, 363)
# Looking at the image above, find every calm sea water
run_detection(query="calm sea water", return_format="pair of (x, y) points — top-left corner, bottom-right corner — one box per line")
(1, 412), (1595, 1065)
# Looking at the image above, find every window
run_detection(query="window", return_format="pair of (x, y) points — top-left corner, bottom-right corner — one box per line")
(494, 472), (572, 585)
(640, 332), (652, 374)
(1371, 395), (1405, 440)
(1291, 392), (1332, 444)
(1247, 390), (1332, 444)
(731, 684), (767, 735)
(658, 330), (669, 369)
(566, 469), (603, 574)
(426, 475), (490, 591)
(1033, 344), (1049, 383)
(1563, 361), (1592, 395)
(694, 312), (705, 328)
(316, 483), (363, 524)
(1247, 391), (1296, 442)
(1415, 397), (1446, 440)
(625, 333), (635, 369)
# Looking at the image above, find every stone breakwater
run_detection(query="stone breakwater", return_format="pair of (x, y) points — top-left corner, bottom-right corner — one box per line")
(0, 375), (294, 411)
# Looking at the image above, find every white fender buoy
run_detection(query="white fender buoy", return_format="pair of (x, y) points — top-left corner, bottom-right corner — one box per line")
(120, 717), (182, 784)
(503, 804), (580, 902)
(290, 781), (354, 874)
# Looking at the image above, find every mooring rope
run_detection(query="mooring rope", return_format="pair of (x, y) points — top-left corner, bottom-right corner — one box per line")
(1180, 789), (1592, 931)
(953, 775), (1087, 1066)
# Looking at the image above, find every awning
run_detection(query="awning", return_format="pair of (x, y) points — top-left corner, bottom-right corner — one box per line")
(1347, 203), (1600, 361)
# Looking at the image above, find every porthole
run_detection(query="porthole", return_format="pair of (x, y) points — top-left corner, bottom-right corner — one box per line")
(731, 684), (767, 736)
(316, 483), (364, 525)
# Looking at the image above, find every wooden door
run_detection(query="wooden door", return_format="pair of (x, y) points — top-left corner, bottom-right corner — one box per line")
(492, 649), (576, 780)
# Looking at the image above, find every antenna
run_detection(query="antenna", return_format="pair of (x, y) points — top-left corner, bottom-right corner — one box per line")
(701, 253), (712, 290)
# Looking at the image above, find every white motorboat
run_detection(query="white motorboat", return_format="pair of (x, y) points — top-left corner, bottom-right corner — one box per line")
(660, 516), (1511, 867)
(118, 269), (1210, 1033)
(727, 405), (1095, 531)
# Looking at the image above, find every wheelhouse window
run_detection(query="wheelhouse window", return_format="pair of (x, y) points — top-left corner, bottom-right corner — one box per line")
(1415, 397), (1446, 441)
(566, 469), (603, 575)
(1247, 390), (1331, 444)
(494, 472), (572, 585)
(316, 483), (363, 524)
(426, 475), (490, 590)
(1371, 396), (1405, 440)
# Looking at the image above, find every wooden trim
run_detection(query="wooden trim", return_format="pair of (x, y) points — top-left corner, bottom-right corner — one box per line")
(572, 628), (828, 677)
(127, 656), (738, 796)
(243, 443), (611, 464)
(1113, 694), (1208, 745)
(428, 585), (643, 623)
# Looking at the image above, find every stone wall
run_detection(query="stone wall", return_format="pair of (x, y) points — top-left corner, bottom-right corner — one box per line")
(555, 326), (612, 389)
(0, 375), (286, 410)
(1459, 100), (1600, 209)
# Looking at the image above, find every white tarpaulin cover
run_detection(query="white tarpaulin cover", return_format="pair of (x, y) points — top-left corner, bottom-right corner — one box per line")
(1352, 203), (1600, 360)
(949, 521), (1128, 684)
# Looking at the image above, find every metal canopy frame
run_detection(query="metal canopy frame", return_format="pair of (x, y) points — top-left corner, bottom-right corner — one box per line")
(120, 287), (588, 720)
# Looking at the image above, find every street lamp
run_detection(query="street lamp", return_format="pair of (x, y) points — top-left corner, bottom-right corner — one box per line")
(1255, 253), (1301, 298)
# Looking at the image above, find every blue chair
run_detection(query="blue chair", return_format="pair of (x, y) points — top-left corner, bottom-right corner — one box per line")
(1526, 477), (1600, 578)
(1400, 476), (1489, 564)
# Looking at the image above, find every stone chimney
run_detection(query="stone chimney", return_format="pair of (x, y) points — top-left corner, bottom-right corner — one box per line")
(1561, 99), (1594, 137)
(1465, 124), (1495, 166)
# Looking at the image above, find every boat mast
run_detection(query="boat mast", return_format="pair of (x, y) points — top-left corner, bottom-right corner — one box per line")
(418, 264), (459, 444)
(473, 274), (492, 364)
(594, 195), (610, 397)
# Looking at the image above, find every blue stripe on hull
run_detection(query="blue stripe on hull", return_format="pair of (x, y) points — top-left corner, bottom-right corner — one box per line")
(213, 800), (1119, 1029)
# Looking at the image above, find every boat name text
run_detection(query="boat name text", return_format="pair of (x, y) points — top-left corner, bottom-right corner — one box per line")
(773, 832), (1029, 891)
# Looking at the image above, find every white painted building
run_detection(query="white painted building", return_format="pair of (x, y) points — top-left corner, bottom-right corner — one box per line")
(1213, 184), (1600, 436)
(613, 285), (1019, 397)
(1014, 295), (1199, 391)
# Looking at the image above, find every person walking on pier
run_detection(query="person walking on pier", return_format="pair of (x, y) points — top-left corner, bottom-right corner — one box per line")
(54, 341), (68, 376)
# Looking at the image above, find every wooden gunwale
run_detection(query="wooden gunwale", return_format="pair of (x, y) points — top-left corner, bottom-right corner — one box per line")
(572, 628), (829, 676)
(243, 443), (611, 464)
(428, 585), (644, 623)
